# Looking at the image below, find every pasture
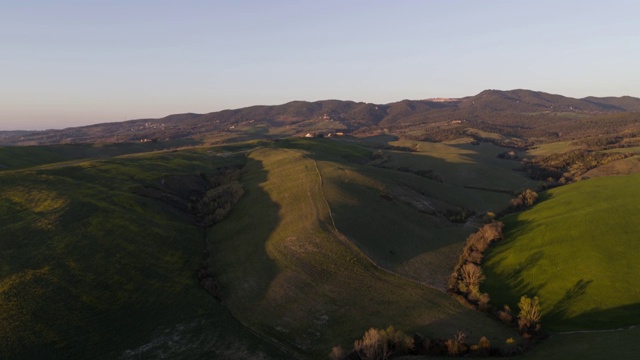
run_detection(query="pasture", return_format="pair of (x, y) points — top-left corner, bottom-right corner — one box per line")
(206, 143), (519, 358)
(382, 139), (536, 201)
(482, 174), (640, 331)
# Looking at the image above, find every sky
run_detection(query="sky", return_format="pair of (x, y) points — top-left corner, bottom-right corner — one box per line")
(1, 0), (639, 130)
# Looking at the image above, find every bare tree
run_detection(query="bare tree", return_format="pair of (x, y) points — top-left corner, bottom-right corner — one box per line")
(460, 263), (485, 291)
(518, 295), (542, 334)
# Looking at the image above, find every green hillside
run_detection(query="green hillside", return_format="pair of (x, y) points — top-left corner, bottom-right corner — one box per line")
(0, 148), (281, 359)
(375, 139), (536, 208)
(483, 174), (640, 331)
(0, 141), (197, 171)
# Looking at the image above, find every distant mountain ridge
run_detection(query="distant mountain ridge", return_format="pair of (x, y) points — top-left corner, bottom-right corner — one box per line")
(3, 89), (639, 146)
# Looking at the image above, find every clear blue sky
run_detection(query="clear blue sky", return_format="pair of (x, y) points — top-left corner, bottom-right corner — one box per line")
(2, 0), (639, 130)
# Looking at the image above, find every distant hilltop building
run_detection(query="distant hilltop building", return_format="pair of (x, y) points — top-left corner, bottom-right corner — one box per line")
(304, 132), (345, 138)
(426, 97), (459, 102)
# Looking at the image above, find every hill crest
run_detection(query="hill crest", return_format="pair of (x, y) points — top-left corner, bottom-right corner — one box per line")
(3, 89), (639, 146)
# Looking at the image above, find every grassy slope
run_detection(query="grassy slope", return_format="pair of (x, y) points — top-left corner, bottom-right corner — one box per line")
(0, 142), (197, 171)
(381, 139), (536, 210)
(583, 155), (640, 177)
(281, 138), (535, 289)
(280, 138), (475, 287)
(320, 161), (470, 289)
(0, 149), (281, 359)
(483, 174), (640, 331)
(207, 144), (518, 359)
(275, 138), (521, 288)
(527, 141), (581, 157)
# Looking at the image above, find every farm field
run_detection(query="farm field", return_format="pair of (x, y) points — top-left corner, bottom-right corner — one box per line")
(483, 174), (640, 331)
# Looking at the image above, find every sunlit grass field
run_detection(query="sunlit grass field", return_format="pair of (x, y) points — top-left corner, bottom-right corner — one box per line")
(483, 174), (640, 332)
(526, 141), (581, 157)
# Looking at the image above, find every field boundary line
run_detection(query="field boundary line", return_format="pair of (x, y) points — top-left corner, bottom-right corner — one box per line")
(554, 324), (638, 336)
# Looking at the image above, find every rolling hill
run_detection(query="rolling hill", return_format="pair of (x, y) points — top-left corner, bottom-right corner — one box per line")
(1, 138), (530, 359)
(2, 89), (639, 148)
(482, 174), (640, 331)
(2, 89), (640, 359)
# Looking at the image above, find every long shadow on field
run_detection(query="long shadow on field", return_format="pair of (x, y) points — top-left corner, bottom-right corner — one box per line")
(546, 279), (593, 325)
(486, 249), (548, 300)
(482, 217), (550, 310)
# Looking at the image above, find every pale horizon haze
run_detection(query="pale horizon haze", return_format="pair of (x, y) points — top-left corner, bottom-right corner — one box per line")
(2, 0), (639, 130)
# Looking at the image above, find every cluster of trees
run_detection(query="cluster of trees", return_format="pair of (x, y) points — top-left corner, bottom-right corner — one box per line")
(332, 327), (527, 359)
(522, 150), (630, 182)
(570, 134), (640, 151)
(194, 181), (245, 227)
(509, 189), (539, 211)
(448, 222), (504, 310)
(497, 150), (519, 160)
(194, 167), (246, 300)
(447, 221), (544, 342)
(444, 207), (474, 223)
(197, 252), (220, 300)
(495, 296), (543, 339)
(350, 327), (413, 360)
(329, 326), (502, 360)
